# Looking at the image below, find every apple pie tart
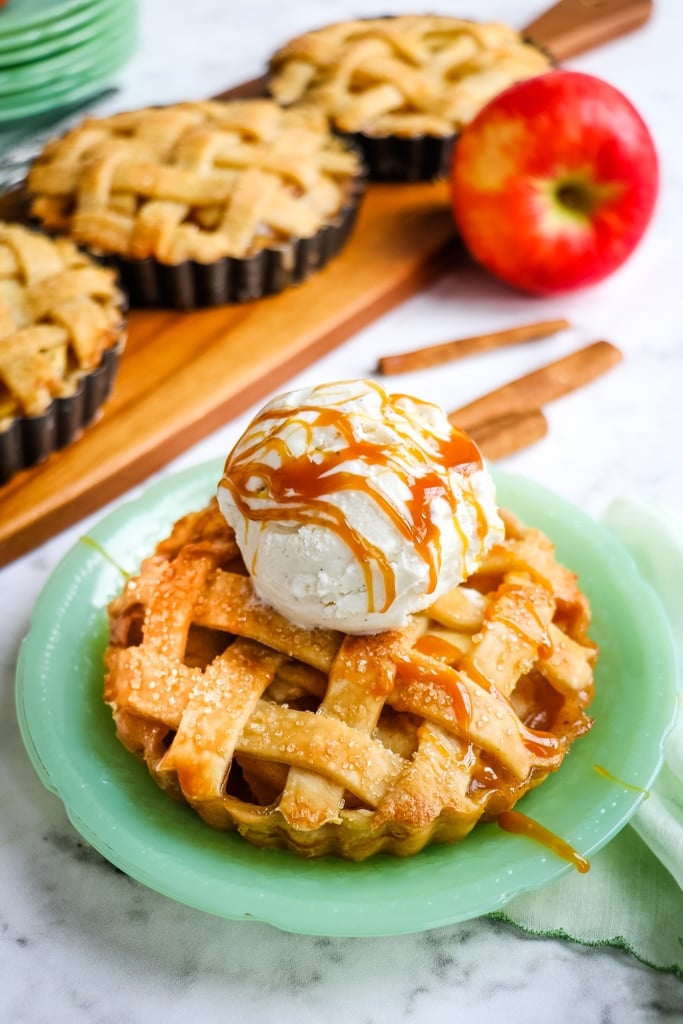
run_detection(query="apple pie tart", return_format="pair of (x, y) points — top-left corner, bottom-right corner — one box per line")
(104, 498), (597, 860)
(268, 16), (552, 180)
(0, 221), (125, 482)
(26, 99), (365, 308)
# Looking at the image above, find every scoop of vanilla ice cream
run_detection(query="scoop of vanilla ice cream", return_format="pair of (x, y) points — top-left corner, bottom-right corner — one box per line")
(217, 379), (504, 634)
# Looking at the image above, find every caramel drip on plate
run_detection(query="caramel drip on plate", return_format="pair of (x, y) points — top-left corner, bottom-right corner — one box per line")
(497, 810), (590, 873)
(79, 535), (130, 578)
(221, 382), (484, 614)
(593, 764), (650, 796)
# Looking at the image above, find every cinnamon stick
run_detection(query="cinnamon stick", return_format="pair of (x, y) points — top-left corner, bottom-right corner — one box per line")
(377, 318), (570, 375)
(469, 409), (549, 461)
(449, 340), (623, 431)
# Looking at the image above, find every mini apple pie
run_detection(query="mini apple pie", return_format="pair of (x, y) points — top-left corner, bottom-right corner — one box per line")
(0, 221), (126, 483)
(268, 16), (552, 181)
(26, 99), (365, 308)
(104, 498), (597, 860)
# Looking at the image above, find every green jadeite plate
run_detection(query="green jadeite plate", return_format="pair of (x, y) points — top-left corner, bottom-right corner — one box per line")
(0, 0), (109, 48)
(15, 459), (679, 937)
(0, 1), (134, 88)
(0, 3), (117, 68)
(0, 23), (136, 122)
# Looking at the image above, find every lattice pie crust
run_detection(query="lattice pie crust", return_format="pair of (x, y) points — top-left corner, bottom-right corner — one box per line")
(104, 499), (596, 860)
(0, 222), (124, 424)
(269, 16), (551, 138)
(27, 100), (363, 265)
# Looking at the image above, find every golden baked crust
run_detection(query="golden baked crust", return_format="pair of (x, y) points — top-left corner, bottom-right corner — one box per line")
(104, 498), (596, 860)
(26, 100), (363, 265)
(269, 16), (551, 138)
(0, 222), (125, 424)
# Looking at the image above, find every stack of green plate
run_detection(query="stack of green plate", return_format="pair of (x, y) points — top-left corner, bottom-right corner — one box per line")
(0, 0), (138, 124)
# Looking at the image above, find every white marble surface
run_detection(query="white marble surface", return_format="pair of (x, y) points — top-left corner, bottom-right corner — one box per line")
(2, 0), (683, 1020)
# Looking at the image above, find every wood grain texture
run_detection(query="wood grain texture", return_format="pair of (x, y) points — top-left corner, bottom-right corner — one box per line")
(523, 0), (653, 62)
(0, 180), (460, 567)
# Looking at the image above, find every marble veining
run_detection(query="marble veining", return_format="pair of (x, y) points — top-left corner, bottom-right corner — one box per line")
(2, 1), (683, 1021)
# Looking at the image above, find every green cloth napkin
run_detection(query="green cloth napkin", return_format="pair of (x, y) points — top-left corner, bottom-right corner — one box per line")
(492, 499), (683, 977)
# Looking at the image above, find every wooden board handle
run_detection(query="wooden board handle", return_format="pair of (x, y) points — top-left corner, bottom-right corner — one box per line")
(214, 75), (268, 101)
(523, 0), (653, 61)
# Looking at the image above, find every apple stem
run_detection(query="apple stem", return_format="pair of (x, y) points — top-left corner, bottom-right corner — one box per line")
(555, 180), (595, 215)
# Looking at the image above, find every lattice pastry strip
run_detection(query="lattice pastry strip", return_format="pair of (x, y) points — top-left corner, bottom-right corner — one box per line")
(278, 625), (422, 830)
(374, 722), (477, 828)
(191, 568), (342, 673)
(458, 575), (556, 699)
(239, 701), (405, 806)
(104, 500), (597, 860)
(389, 649), (549, 782)
(159, 639), (285, 802)
(141, 546), (219, 660)
(538, 624), (595, 698)
(476, 513), (593, 639)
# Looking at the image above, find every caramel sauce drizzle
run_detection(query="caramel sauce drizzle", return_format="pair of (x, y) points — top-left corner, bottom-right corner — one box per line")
(414, 634), (463, 664)
(220, 383), (484, 614)
(497, 810), (590, 873)
(394, 651), (472, 729)
(520, 725), (560, 757)
(462, 661), (493, 692)
(79, 535), (130, 578)
(593, 764), (650, 796)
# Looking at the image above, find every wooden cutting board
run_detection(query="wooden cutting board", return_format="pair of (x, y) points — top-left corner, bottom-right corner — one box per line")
(0, 0), (653, 567)
(0, 181), (461, 567)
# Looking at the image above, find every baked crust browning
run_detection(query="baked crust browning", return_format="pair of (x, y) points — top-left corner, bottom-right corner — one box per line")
(269, 16), (551, 139)
(0, 222), (125, 425)
(26, 100), (363, 265)
(104, 500), (596, 860)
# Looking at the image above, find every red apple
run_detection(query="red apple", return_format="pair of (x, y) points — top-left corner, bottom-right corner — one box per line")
(450, 70), (658, 295)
